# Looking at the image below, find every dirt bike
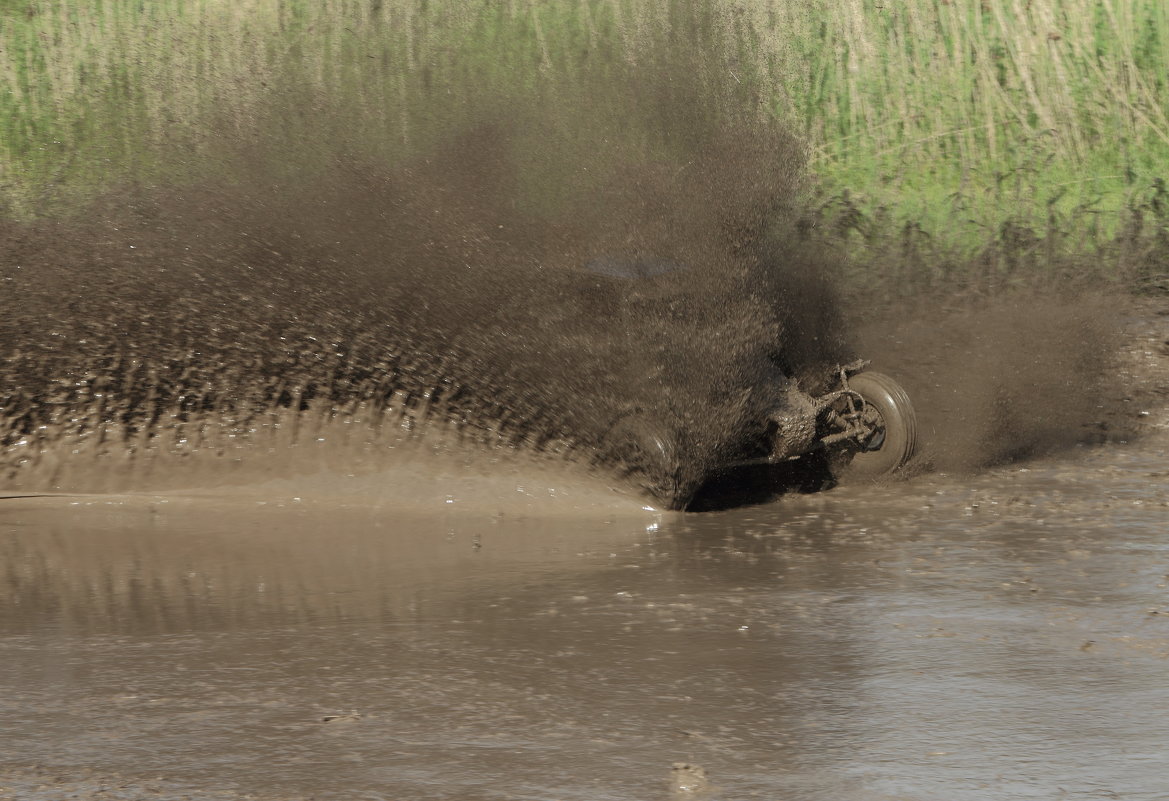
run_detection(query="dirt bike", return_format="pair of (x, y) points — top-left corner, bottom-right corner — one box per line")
(585, 258), (917, 510)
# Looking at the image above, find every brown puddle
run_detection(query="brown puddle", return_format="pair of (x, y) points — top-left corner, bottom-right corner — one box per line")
(2, 429), (1168, 801)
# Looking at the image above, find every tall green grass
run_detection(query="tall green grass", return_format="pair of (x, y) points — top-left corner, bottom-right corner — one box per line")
(3, 0), (1168, 282)
(747, 0), (1169, 268)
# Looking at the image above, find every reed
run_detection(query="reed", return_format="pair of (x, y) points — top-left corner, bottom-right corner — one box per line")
(753, 0), (1169, 256)
(3, 0), (1167, 279)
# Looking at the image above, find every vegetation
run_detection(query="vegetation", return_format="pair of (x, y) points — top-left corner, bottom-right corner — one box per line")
(3, 0), (1168, 290)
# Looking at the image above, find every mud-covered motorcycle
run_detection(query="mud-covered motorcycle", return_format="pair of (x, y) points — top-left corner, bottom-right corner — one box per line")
(585, 258), (918, 510)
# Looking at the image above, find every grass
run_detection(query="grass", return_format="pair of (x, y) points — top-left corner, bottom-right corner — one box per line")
(2, 0), (1168, 287)
(753, 0), (1169, 283)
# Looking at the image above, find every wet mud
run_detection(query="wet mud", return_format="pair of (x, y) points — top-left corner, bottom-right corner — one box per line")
(2, 417), (1168, 800)
(2, 309), (1167, 799)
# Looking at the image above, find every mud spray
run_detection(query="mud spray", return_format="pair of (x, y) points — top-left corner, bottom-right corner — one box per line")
(0, 22), (1125, 507)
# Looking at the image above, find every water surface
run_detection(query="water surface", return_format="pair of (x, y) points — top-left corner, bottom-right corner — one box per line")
(2, 434), (1167, 800)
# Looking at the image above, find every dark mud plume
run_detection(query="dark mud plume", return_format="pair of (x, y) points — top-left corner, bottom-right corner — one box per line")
(2, 10), (1137, 502)
(853, 292), (1125, 474)
(0, 52), (851, 497)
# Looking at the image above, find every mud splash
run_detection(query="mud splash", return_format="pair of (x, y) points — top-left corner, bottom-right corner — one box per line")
(0, 14), (1139, 504)
(853, 293), (1126, 473)
(1, 43), (855, 501)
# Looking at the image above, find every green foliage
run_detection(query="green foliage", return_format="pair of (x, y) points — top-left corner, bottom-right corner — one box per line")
(763, 0), (1169, 268)
(2, 0), (1168, 284)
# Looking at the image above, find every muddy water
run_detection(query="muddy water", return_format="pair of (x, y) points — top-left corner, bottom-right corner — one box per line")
(1, 427), (1167, 801)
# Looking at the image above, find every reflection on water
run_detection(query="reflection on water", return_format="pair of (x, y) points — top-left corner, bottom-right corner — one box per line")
(1, 437), (1168, 801)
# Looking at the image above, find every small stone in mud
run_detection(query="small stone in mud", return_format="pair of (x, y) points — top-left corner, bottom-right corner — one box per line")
(321, 711), (362, 723)
(669, 762), (715, 797)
